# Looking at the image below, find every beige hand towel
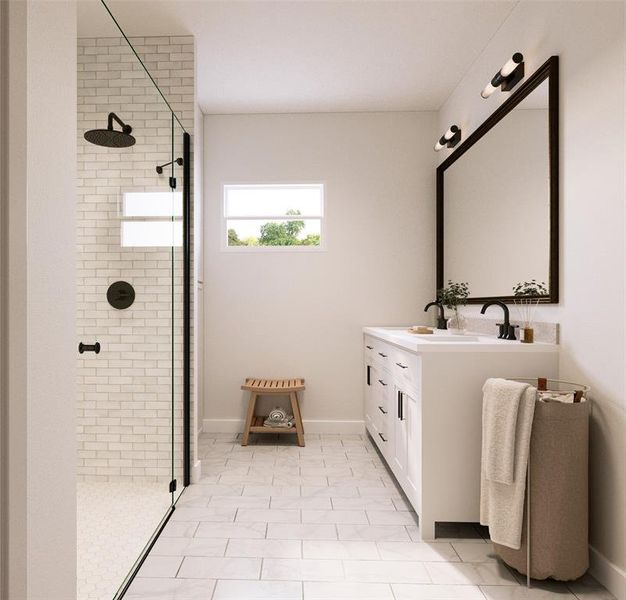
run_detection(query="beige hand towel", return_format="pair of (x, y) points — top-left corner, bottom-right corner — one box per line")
(482, 378), (528, 484)
(480, 379), (536, 550)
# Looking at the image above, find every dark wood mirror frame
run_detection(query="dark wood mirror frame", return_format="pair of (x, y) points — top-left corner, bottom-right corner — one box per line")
(436, 55), (559, 304)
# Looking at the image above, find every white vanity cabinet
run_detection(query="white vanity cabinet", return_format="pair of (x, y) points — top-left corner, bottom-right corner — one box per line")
(363, 327), (559, 540)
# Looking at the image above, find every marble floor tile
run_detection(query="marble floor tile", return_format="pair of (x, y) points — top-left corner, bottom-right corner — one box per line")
(150, 537), (227, 557)
(177, 556), (261, 580)
(195, 521), (267, 539)
(376, 541), (459, 562)
(452, 541), (499, 563)
(366, 510), (418, 525)
(262, 558), (344, 582)
(235, 508), (301, 523)
(209, 495), (271, 508)
(267, 523), (338, 540)
(480, 585), (577, 600)
(302, 540), (380, 560)
(304, 581), (394, 599)
(226, 538), (302, 558)
(425, 561), (519, 585)
(331, 497), (396, 511)
(343, 559), (430, 583)
(300, 485), (359, 498)
(302, 509), (369, 524)
(271, 496), (333, 510)
(212, 580), (302, 600)
(171, 506), (237, 522)
(337, 524), (411, 542)
(137, 556), (183, 578)
(392, 583), (485, 599)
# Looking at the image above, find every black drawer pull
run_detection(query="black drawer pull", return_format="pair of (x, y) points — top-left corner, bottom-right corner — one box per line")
(395, 362), (408, 369)
(378, 405), (387, 415)
(397, 390), (404, 421)
(378, 433), (387, 442)
(366, 345), (374, 350)
(377, 379), (387, 386)
(79, 342), (101, 354)
(378, 352), (388, 358)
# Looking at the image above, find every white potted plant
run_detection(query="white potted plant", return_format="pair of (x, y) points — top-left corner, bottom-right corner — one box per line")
(438, 280), (470, 334)
(512, 280), (548, 343)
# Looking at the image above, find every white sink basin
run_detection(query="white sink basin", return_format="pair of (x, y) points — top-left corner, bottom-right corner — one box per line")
(417, 335), (481, 342)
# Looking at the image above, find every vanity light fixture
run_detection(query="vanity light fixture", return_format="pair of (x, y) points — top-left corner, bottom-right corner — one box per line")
(481, 52), (525, 99)
(434, 125), (461, 152)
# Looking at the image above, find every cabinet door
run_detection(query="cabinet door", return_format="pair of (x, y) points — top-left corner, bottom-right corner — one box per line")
(393, 387), (408, 480)
(405, 390), (421, 512)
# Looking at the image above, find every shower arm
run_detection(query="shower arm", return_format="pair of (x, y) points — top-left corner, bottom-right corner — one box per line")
(156, 157), (183, 174)
(107, 112), (132, 134)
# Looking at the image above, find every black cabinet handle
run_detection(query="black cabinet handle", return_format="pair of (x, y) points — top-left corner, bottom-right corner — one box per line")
(395, 362), (408, 369)
(378, 405), (387, 415)
(366, 345), (374, 350)
(397, 390), (404, 421)
(378, 352), (387, 358)
(378, 433), (387, 443)
(79, 342), (101, 354)
(366, 365), (371, 386)
(377, 379), (387, 386)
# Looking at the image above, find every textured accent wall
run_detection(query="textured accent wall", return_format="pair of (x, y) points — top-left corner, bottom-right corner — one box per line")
(77, 35), (194, 483)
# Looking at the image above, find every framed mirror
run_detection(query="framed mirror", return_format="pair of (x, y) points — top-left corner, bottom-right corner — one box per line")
(437, 56), (559, 303)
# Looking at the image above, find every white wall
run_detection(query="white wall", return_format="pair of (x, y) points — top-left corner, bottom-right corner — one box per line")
(438, 2), (625, 594)
(1, 1), (77, 598)
(203, 112), (437, 430)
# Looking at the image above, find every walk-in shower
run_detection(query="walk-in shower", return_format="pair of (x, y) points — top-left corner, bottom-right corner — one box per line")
(76, 1), (193, 598)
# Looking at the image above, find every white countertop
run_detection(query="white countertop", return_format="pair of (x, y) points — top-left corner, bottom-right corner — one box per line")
(363, 326), (559, 353)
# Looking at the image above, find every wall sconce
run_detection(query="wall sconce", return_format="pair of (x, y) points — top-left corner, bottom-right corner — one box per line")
(434, 125), (461, 151)
(481, 53), (524, 99)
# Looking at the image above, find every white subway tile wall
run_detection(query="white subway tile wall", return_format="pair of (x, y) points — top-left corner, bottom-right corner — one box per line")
(77, 36), (194, 483)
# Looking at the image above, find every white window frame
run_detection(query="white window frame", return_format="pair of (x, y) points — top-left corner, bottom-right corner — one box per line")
(221, 183), (326, 252)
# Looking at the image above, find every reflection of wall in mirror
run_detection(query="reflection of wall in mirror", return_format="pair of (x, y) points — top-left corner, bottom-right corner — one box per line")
(444, 103), (550, 298)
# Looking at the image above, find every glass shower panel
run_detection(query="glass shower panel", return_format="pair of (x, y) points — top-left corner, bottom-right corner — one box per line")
(76, 6), (180, 597)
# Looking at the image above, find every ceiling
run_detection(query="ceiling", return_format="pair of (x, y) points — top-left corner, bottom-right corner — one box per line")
(78, 0), (517, 115)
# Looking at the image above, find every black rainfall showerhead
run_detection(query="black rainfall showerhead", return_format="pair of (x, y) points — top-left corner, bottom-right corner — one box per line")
(84, 112), (135, 148)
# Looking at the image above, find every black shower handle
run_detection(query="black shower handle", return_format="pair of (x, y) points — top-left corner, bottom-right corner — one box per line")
(79, 342), (101, 354)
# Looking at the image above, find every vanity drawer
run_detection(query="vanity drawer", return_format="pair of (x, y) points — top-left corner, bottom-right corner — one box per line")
(390, 346), (421, 391)
(364, 336), (376, 361)
(372, 373), (393, 453)
(371, 340), (391, 369)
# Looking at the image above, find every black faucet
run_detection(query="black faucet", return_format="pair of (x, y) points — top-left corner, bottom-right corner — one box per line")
(480, 300), (519, 340)
(424, 301), (447, 330)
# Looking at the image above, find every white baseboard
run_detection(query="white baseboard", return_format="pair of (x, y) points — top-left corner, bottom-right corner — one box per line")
(202, 418), (365, 435)
(589, 544), (626, 600)
(190, 460), (202, 484)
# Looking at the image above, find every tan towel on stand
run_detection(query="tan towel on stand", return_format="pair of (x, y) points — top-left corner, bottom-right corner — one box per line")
(480, 378), (536, 549)
(482, 378), (528, 484)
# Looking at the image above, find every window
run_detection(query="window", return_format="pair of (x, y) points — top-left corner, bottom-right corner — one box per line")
(223, 184), (324, 250)
(121, 191), (182, 247)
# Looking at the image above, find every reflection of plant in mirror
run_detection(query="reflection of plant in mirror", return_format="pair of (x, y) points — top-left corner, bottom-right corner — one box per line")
(513, 280), (547, 327)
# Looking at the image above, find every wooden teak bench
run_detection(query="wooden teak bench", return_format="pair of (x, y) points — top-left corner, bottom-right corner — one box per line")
(241, 378), (305, 446)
